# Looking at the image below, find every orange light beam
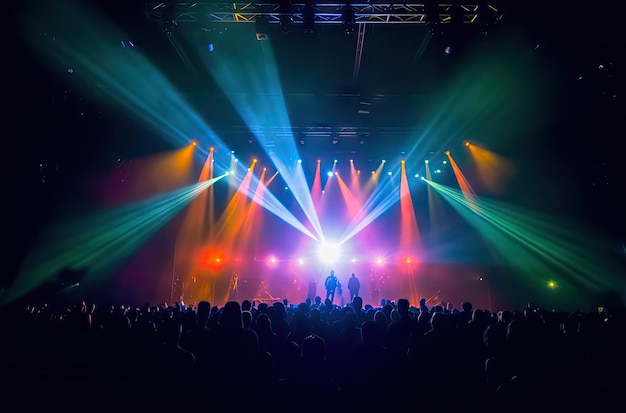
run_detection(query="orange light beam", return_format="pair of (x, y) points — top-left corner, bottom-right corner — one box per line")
(334, 171), (363, 219)
(400, 161), (422, 249)
(467, 143), (517, 196)
(446, 152), (476, 201)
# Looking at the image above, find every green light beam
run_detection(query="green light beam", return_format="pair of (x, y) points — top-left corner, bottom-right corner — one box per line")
(2, 176), (225, 306)
(23, 0), (223, 152)
(424, 179), (624, 297)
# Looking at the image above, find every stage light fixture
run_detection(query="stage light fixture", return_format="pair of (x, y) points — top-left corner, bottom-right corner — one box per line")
(279, 0), (294, 34)
(161, 3), (177, 34)
(342, 4), (356, 35)
(302, 1), (315, 33)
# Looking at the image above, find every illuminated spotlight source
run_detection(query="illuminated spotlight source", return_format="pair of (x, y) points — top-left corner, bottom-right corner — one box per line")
(414, 173), (419, 178)
(224, 171), (230, 176)
(376, 257), (384, 265)
(420, 176), (425, 181)
(401, 159), (405, 164)
(445, 150), (450, 155)
(387, 171), (392, 176)
(267, 256), (277, 264)
(210, 147), (214, 151)
(371, 170), (375, 175)
(442, 160), (447, 164)
(229, 170), (235, 175)
(382, 159), (386, 163)
(334, 159), (338, 163)
(465, 141), (471, 147)
(327, 171), (334, 177)
(318, 242), (341, 263)
(234, 158), (239, 162)
(406, 258), (412, 264)
(335, 171), (339, 175)
(297, 258), (305, 265)
(424, 159), (429, 164)
(350, 159), (353, 163)
(351, 258), (357, 263)
(231, 150), (235, 154)
(253, 159), (257, 163)
(297, 159), (302, 164)
(547, 280), (557, 289)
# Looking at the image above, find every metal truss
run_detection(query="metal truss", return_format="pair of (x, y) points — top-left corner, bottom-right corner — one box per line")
(145, 2), (504, 26)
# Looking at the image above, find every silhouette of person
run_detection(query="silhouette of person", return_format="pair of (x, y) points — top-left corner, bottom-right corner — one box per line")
(324, 270), (338, 304)
(347, 272), (360, 301)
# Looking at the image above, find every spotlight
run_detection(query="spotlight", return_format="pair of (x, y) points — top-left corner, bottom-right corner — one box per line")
(318, 242), (341, 263)
(327, 171), (333, 177)
(279, 0), (293, 34)
(161, 3), (177, 34)
(302, 1), (315, 33)
(342, 4), (356, 35)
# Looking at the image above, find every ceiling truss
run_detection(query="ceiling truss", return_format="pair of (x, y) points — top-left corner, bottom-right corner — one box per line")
(144, 2), (504, 26)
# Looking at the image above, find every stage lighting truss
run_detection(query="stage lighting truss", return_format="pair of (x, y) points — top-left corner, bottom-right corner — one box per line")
(145, 2), (504, 28)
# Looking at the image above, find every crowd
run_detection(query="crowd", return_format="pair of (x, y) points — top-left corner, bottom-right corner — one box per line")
(1, 294), (625, 413)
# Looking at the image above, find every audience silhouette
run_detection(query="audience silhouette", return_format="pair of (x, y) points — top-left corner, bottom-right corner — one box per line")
(1, 294), (625, 413)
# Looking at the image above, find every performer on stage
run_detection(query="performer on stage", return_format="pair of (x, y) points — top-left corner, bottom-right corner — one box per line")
(324, 270), (338, 304)
(347, 272), (360, 301)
